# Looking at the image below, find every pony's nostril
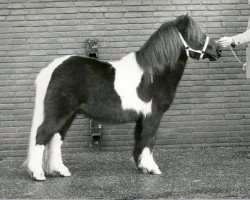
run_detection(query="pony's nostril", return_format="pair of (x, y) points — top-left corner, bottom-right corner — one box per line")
(218, 48), (222, 55)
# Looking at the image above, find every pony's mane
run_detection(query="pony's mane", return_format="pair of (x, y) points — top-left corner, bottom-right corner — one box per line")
(184, 16), (205, 46)
(136, 16), (205, 75)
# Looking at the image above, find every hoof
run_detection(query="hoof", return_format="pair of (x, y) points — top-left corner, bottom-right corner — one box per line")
(48, 166), (71, 177)
(27, 163), (46, 181)
(33, 171), (46, 181)
(139, 166), (162, 175)
(58, 167), (71, 177)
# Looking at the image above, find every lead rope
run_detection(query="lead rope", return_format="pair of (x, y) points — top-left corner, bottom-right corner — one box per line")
(229, 46), (247, 72)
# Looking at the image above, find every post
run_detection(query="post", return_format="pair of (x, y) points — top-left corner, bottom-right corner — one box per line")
(86, 39), (102, 151)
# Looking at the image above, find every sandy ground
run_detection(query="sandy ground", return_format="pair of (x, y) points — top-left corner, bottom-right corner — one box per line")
(0, 146), (249, 199)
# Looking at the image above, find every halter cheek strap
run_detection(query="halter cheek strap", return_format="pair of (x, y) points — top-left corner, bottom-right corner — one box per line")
(178, 32), (210, 60)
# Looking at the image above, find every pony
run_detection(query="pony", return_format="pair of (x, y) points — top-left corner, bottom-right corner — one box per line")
(25, 15), (221, 181)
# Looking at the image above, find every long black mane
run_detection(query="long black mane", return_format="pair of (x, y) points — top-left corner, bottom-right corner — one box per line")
(136, 15), (205, 75)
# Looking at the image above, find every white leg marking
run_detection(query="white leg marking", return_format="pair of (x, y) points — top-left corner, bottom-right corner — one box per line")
(109, 53), (152, 116)
(46, 133), (71, 177)
(25, 56), (72, 180)
(138, 147), (162, 175)
(27, 145), (46, 181)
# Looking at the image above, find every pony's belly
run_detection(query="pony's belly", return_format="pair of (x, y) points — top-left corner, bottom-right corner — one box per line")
(79, 103), (139, 124)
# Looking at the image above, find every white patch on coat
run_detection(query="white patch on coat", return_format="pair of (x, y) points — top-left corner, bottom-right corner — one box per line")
(138, 147), (162, 175)
(44, 133), (71, 177)
(109, 53), (152, 116)
(26, 55), (72, 179)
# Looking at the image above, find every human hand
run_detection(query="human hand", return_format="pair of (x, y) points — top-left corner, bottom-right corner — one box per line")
(217, 36), (234, 48)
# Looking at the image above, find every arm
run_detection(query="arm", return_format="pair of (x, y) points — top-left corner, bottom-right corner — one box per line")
(232, 28), (250, 46)
(218, 29), (250, 48)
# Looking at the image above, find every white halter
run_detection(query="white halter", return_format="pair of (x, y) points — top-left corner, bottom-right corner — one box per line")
(178, 32), (210, 60)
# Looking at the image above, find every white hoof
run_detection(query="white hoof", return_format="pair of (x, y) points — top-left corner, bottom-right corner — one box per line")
(58, 166), (71, 177)
(139, 164), (162, 175)
(152, 167), (162, 175)
(49, 165), (71, 177)
(33, 171), (46, 181)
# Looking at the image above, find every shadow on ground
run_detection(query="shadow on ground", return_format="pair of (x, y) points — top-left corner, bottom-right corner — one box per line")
(0, 146), (249, 199)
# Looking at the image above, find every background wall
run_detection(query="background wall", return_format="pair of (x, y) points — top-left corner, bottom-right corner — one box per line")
(0, 0), (249, 157)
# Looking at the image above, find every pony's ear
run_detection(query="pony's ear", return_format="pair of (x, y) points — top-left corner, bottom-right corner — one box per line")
(176, 14), (190, 32)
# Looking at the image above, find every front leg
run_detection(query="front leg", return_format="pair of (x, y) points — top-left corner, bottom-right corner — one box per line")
(133, 113), (163, 175)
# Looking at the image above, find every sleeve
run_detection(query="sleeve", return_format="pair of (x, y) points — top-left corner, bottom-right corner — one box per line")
(232, 29), (250, 46)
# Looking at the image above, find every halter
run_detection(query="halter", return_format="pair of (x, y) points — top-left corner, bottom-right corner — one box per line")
(178, 32), (210, 60)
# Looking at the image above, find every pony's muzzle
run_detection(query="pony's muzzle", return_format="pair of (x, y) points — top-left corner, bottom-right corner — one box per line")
(217, 46), (222, 57)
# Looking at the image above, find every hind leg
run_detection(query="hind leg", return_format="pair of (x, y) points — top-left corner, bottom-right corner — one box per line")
(27, 119), (57, 180)
(27, 120), (55, 181)
(45, 133), (71, 177)
(27, 143), (46, 181)
(28, 111), (75, 180)
(45, 114), (76, 177)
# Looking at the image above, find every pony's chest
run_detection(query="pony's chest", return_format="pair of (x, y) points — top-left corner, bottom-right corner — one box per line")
(109, 53), (152, 116)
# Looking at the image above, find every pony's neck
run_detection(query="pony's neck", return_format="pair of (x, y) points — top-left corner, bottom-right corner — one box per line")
(135, 22), (184, 76)
(168, 52), (188, 86)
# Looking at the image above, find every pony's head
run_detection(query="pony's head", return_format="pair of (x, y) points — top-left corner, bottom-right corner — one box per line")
(175, 14), (222, 61)
(136, 15), (222, 75)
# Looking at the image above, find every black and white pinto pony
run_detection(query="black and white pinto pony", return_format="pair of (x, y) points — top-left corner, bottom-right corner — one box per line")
(26, 15), (221, 180)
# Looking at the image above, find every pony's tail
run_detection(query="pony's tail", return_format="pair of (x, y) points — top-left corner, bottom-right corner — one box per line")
(24, 72), (47, 167)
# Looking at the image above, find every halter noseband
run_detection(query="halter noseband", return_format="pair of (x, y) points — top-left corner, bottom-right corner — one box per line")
(178, 32), (210, 60)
